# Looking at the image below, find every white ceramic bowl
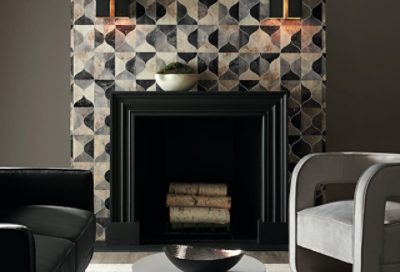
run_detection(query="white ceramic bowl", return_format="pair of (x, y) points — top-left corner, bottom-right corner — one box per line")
(155, 74), (198, 91)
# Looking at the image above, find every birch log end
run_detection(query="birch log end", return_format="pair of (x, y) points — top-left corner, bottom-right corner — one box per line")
(169, 207), (230, 225)
(166, 194), (231, 209)
(169, 183), (228, 196)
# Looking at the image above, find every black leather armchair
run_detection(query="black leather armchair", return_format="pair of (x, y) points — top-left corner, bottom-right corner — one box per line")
(0, 168), (96, 272)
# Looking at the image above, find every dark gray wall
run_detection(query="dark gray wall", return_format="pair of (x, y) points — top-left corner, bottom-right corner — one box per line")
(327, 0), (400, 152)
(0, 1), (70, 166)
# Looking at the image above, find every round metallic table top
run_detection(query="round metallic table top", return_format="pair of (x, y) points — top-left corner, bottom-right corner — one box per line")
(132, 252), (266, 272)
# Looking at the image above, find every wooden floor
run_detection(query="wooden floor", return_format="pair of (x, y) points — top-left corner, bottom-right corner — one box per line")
(91, 251), (288, 264)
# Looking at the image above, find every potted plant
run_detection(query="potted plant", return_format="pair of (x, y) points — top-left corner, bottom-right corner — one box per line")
(155, 62), (198, 91)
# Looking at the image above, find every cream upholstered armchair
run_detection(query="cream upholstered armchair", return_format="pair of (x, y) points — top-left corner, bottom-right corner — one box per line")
(289, 152), (400, 272)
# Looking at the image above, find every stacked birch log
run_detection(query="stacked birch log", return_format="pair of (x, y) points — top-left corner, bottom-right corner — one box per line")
(167, 183), (231, 227)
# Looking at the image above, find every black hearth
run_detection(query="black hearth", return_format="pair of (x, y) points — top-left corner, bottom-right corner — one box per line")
(106, 92), (288, 249)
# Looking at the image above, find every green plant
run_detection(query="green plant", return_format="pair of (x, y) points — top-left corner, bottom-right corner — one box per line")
(157, 62), (194, 74)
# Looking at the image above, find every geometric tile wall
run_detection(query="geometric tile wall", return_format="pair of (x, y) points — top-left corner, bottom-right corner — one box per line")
(71, 0), (326, 240)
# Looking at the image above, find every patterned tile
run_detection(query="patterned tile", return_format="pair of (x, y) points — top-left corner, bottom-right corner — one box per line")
(282, 80), (302, 111)
(155, 25), (177, 52)
(135, 25), (157, 52)
(219, 53), (239, 80)
(157, 0), (177, 25)
(94, 53), (115, 80)
(94, 25), (115, 52)
(260, 80), (281, 91)
(198, 80), (219, 91)
(239, 26), (280, 53)
(260, 53), (280, 80)
(302, 108), (324, 135)
(239, 80), (260, 91)
(74, 25), (95, 52)
(115, 52), (136, 80)
(198, 53), (218, 80)
(177, 0), (198, 25)
(74, 52), (94, 80)
(177, 25), (198, 52)
(303, 135), (325, 153)
(73, 135), (94, 162)
(115, 25), (135, 52)
(115, 79), (137, 91)
(71, 107), (94, 135)
(94, 108), (110, 135)
(322, 26), (327, 54)
(259, 0), (270, 21)
(94, 190), (110, 221)
(136, 80), (157, 91)
(94, 80), (115, 108)
(238, 53), (259, 80)
(302, 0), (323, 26)
(95, 220), (108, 240)
(94, 162), (111, 190)
(301, 80), (324, 107)
(73, 0), (95, 25)
(301, 53), (324, 80)
(198, 0), (219, 25)
(290, 136), (311, 160)
(94, 135), (110, 162)
(135, 53), (157, 79)
(71, 162), (94, 171)
(239, 0), (259, 25)
(73, 80), (95, 107)
(137, 0), (157, 24)
(301, 26), (323, 53)
(198, 26), (218, 52)
(219, 80), (239, 91)
(287, 113), (301, 135)
(281, 21), (301, 53)
(288, 112), (302, 136)
(219, 0), (239, 25)
(321, 80), (327, 109)
(219, 25), (240, 52)
(281, 53), (301, 80)
(177, 53), (198, 72)
(321, 53), (326, 81)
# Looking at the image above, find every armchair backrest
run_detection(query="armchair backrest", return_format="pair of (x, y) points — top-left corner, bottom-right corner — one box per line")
(0, 168), (94, 212)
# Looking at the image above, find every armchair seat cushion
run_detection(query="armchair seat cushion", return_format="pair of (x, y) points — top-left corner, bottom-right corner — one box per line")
(0, 205), (95, 270)
(297, 200), (400, 264)
(34, 234), (75, 272)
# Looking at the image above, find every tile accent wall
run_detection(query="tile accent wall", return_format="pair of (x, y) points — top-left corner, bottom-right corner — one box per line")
(71, 0), (326, 240)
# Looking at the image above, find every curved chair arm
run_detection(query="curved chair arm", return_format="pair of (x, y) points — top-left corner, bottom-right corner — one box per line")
(290, 152), (352, 271)
(353, 163), (400, 272)
(0, 224), (35, 272)
(289, 152), (400, 272)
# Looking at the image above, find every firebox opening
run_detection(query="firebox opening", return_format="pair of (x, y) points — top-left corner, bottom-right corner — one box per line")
(134, 116), (262, 244)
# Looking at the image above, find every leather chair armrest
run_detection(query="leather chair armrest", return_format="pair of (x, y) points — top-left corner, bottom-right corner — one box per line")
(354, 163), (400, 272)
(0, 168), (93, 212)
(0, 224), (35, 272)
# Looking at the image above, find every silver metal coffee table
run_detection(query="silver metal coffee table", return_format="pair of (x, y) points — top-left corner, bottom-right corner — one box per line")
(132, 252), (266, 272)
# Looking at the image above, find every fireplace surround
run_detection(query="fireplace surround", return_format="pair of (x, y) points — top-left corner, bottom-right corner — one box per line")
(106, 92), (288, 249)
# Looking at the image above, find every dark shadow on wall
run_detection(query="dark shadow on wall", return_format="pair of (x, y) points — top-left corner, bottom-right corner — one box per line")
(327, 0), (400, 153)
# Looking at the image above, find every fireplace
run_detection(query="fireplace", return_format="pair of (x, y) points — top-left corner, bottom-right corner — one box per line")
(106, 92), (288, 249)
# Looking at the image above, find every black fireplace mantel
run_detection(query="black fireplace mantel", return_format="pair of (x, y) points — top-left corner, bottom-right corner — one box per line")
(107, 92), (288, 249)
